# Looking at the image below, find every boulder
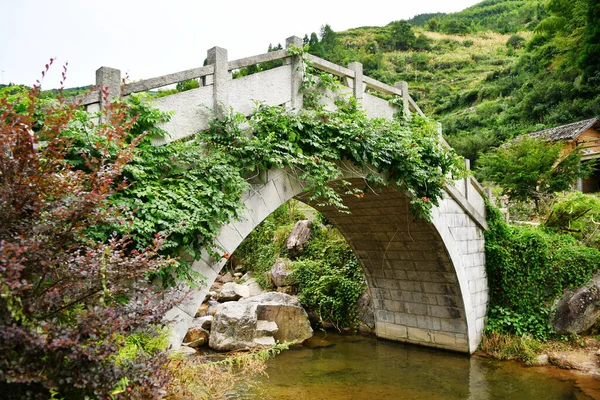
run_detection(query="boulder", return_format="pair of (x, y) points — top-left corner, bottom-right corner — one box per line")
(270, 259), (296, 287)
(183, 327), (209, 348)
(208, 302), (260, 351)
(240, 291), (301, 307)
(196, 299), (220, 317)
(241, 292), (312, 344)
(286, 220), (313, 258)
(218, 282), (250, 302)
(551, 274), (600, 334)
(218, 271), (234, 283)
(234, 272), (243, 279)
(209, 292), (313, 351)
(244, 278), (264, 297)
(256, 303), (312, 343)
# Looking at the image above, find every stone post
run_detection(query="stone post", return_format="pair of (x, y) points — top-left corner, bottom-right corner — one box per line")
(464, 159), (471, 200)
(394, 81), (410, 118)
(207, 46), (230, 119)
(96, 67), (121, 121)
(286, 36), (304, 110)
(348, 62), (363, 105)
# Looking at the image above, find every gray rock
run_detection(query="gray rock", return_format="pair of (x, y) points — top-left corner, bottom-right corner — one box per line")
(244, 278), (264, 297)
(234, 272), (243, 279)
(552, 274), (600, 334)
(286, 220), (313, 258)
(255, 320), (279, 337)
(218, 271), (234, 283)
(209, 292), (312, 351)
(218, 282), (250, 302)
(204, 300), (219, 316)
(240, 291), (301, 307)
(531, 354), (549, 366)
(209, 302), (260, 351)
(256, 303), (312, 343)
(357, 291), (375, 330)
(270, 259), (296, 287)
(196, 315), (213, 331)
(241, 271), (254, 281)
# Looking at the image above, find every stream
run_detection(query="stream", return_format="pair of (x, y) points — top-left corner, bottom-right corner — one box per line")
(230, 332), (599, 399)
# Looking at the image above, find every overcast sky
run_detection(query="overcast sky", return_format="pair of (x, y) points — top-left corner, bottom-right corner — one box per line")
(1, 0), (481, 89)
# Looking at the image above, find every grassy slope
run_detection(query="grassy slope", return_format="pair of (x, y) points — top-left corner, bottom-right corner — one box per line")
(315, 0), (599, 165)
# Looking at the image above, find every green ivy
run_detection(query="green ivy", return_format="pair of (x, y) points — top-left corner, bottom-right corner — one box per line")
(291, 226), (366, 329)
(233, 202), (365, 330)
(74, 62), (461, 287)
(484, 202), (600, 339)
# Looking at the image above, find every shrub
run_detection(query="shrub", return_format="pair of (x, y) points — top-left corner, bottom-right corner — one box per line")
(0, 66), (176, 398)
(506, 35), (526, 49)
(477, 136), (593, 211)
(479, 331), (543, 363)
(484, 204), (600, 339)
(292, 226), (366, 329)
(233, 202), (365, 330)
(545, 192), (600, 248)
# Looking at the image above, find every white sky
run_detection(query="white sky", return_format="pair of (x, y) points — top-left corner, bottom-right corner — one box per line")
(0, 0), (480, 89)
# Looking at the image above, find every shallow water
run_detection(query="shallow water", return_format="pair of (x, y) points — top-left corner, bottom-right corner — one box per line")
(232, 332), (598, 399)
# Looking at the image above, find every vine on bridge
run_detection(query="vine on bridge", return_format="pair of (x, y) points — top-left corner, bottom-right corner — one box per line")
(84, 57), (464, 285)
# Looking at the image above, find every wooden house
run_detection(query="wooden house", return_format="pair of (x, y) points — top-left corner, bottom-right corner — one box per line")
(527, 117), (600, 193)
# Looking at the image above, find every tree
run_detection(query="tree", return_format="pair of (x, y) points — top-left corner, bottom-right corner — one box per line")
(388, 20), (416, 51)
(0, 66), (176, 398)
(476, 136), (594, 210)
(579, 0), (600, 81)
(440, 19), (471, 34)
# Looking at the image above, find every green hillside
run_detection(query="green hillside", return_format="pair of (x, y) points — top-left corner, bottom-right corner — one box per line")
(304, 0), (600, 165)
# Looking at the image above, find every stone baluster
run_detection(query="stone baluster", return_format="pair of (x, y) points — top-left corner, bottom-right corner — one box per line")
(348, 62), (363, 105)
(394, 81), (410, 118)
(96, 66), (121, 122)
(286, 36), (304, 110)
(207, 46), (230, 120)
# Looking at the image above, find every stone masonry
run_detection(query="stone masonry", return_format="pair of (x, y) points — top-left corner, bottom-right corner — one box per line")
(75, 35), (489, 354)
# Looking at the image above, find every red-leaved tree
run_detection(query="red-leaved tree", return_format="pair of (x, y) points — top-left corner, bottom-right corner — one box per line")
(0, 63), (177, 399)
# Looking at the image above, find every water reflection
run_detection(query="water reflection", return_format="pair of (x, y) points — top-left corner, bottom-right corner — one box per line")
(234, 332), (589, 399)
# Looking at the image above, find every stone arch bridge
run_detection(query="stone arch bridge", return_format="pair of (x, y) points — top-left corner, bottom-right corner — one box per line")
(72, 36), (489, 354)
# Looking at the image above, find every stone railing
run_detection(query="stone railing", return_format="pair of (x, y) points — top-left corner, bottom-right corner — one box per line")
(67, 35), (488, 227)
(66, 36), (422, 122)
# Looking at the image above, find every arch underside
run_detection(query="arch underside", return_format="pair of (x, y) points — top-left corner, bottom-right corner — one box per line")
(166, 169), (487, 354)
(310, 180), (474, 353)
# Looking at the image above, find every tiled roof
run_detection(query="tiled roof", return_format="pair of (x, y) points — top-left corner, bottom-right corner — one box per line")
(527, 117), (599, 141)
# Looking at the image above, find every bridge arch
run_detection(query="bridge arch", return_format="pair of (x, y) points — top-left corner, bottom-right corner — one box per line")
(166, 166), (488, 354)
(71, 36), (490, 353)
